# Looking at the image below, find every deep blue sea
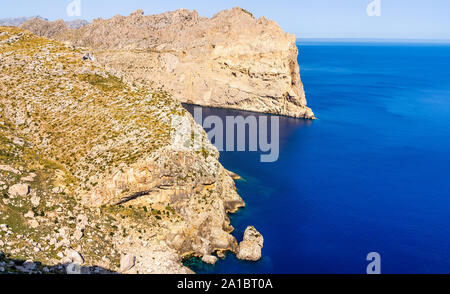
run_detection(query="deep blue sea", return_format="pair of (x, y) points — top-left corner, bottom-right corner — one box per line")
(184, 41), (450, 274)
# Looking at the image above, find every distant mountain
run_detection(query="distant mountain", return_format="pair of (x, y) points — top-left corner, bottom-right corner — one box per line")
(0, 16), (48, 26)
(0, 16), (88, 29)
(66, 19), (89, 29)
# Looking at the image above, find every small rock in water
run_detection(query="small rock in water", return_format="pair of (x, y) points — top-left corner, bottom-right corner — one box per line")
(236, 226), (264, 261)
(227, 170), (242, 180)
(201, 255), (218, 265)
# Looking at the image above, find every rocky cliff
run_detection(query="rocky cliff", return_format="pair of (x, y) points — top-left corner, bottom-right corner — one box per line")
(0, 27), (249, 274)
(21, 8), (315, 119)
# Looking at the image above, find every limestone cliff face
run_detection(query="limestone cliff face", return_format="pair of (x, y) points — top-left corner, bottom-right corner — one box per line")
(0, 27), (245, 274)
(21, 7), (315, 119)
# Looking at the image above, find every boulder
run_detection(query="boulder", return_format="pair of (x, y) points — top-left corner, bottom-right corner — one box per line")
(120, 254), (136, 273)
(52, 186), (63, 194)
(82, 52), (96, 61)
(201, 255), (218, 265)
(65, 249), (84, 265)
(73, 229), (84, 241)
(21, 173), (37, 182)
(30, 195), (41, 207)
(28, 219), (39, 229)
(8, 183), (30, 197)
(24, 211), (35, 218)
(76, 214), (88, 228)
(12, 137), (25, 146)
(0, 165), (20, 175)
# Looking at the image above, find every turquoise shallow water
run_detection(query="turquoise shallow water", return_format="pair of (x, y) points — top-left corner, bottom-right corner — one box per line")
(184, 41), (450, 274)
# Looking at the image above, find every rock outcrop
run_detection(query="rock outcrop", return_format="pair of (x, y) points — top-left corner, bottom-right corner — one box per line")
(119, 254), (136, 273)
(236, 226), (264, 261)
(0, 27), (248, 274)
(7, 183), (30, 198)
(21, 7), (315, 119)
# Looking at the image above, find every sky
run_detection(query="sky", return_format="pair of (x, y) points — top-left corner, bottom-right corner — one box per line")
(1, 0), (450, 40)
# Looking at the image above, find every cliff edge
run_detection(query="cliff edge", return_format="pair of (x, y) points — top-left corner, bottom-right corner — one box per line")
(21, 7), (315, 119)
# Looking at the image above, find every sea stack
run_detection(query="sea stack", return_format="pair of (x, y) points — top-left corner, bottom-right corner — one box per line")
(237, 226), (264, 261)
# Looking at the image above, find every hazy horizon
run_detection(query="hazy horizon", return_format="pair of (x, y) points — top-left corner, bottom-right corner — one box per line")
(298, 37), (450, 43)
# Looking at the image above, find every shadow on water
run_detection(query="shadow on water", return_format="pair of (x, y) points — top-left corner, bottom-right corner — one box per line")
(182, 103), (314, 152)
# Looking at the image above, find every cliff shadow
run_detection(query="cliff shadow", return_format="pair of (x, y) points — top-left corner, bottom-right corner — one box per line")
(0, 251), (117, 274)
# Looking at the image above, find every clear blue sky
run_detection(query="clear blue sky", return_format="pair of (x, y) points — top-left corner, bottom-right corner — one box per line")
(2, 0), (450, 40)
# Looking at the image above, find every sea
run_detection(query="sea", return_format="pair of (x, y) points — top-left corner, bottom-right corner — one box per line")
(184, 40), (450, 274)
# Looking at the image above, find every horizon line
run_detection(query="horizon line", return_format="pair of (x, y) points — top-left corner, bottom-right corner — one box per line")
(297, 37), (450, 43)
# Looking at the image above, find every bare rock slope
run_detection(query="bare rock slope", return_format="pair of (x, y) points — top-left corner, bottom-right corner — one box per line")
(21, 7), (315, 119)
(0, 27), (248, 274)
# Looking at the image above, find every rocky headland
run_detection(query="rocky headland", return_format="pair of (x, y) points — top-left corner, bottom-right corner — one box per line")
(0, 26), (253, 274)
(0, 7), (311, 274)
(21, 7), (315, 119)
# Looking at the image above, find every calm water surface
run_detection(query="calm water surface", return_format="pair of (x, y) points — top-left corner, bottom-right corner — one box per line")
(184, 42), (450, 274)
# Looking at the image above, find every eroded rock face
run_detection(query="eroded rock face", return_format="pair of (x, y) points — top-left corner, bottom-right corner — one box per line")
(236, 226), (264, 261)
(21, 7), (315, 119)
